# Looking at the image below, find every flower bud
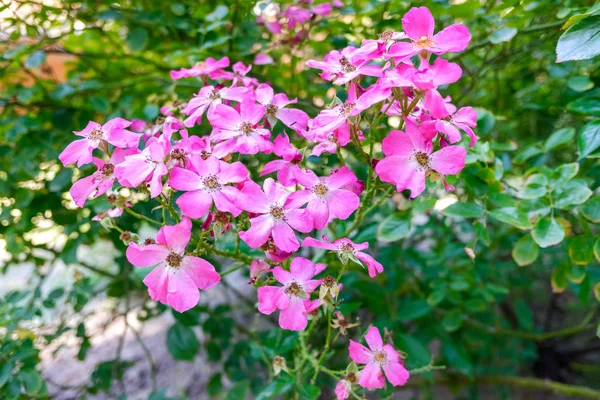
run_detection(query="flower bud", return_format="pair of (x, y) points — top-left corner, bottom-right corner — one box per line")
(272, 356), (288, 376)
(100, 217), (114, 230)
(319, 275), (339, 301)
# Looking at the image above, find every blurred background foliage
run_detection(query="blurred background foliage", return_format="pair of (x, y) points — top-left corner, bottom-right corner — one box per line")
(1, 0), (600, 399)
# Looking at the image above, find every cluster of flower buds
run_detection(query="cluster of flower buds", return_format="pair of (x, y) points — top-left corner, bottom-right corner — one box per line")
(59, 6), (473, 395)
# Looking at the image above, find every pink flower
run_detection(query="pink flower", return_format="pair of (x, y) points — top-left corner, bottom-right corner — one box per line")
(210, 62), (257, 87)
(179, 135), (229, 161)
(421, 90), (478, 146)
(309, 123), (355, 157)
(114, 138), (170, 198)
(70, 148), (138, 207)
(386, 7), (471, 60)
(260, 133), (302, 186)
(302, 235), (383, 278)
(170, 57), (230, 81)
(254, 53), (274, 65)
(257, 257), (325, 331)
(335, 379), (351, 400)
(306, 45), (383, 85)
(59, 118), (140, 167)
(260, 237), (293, 263)
(126, 217), (221, 312)
(310, 2), (332, 16)
(92, 205), (125, 221)
(255, 84), (309, 131)
(381, 58), (462, 91)
(181, 85), (252, 128)
(348, 326), (409, 389)
(168, 155), (247, 219)
(375, 119), (466, 198)
(209, 99), (273, 155)
(250, 259), (271, 282)
(284, 6), (312, 29)
(130, 119), (148, 132)
(237, 178), (314, 253)
(287, 167), (360, 230)
(309, 83), (390, 137)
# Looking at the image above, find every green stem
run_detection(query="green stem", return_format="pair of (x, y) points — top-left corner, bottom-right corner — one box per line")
(124, 207), (162, 227)
(311, 308), (333, 384)
(404, 374), (600, 399)
(220, 263), (245, 277)
(464, 318), (596, 341)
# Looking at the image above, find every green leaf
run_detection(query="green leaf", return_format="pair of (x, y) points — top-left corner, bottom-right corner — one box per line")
(513, 299), (534, 331)
(544, 127), (575, 151)
(442, 309), (463, 332)
(488, 208), (532, 229)
(578, 120), (600, 159)
(170, 4), (186, 16)
(394, 334), (431, 370)
(568, 98), (600, 117)
(377, 213), (410, 243)
(569, 235), (595, 265)
(514, 145), (543, 164)
(51, 83), (75, 100)
(556, 15), (600, 62)
(512, 234), (539, 266)
(442, 202), (484, 218)
(554, 182), (593, 209)
(489, 27), (518, 44)
(427, 288), (446, 306)
(127, 27), (149, 52)
(581, 196), (600, 223)
(90, 96), (110, 113)
(18, 369), (42, 394)
(0, 362), (13, 389)
(166, 323), (199, 361)
(594, 237), (600, 263)
(517, 173), (548, 199)
(222, 380), (249, 400)
(475, 108), (495, 135)
(442, 341), (473, 376)
(49, 168), (73, 192)
(473, 221), (491, 246)
(144, 104), (159, 120)
(551, 163), (579, 188)
(397, 299), (432, 321)
(532, 217), (565, 248)
(25, 50), (46, 68)
(255, 374), (294, 400)
(567, 76), (595, 92)
(297, 384), (321, 400)
(207, 373), (222, 397)
(206, 5), (229, 21)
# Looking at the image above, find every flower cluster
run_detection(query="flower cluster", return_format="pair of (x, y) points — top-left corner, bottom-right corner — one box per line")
(59, 6), (473, 395)
(256, 0), (343, 48)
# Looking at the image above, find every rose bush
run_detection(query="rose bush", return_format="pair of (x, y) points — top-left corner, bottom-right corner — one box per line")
(1, 0), (599, 399)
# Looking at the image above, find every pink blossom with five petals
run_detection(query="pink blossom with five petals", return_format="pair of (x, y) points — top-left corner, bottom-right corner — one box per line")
(257, 257), (325, 330)
(302, 235), (383, 278)
(348, 326), (409, 389)
(168, 155), (247, 219)
(287, 167), (360, 230)
(59, 118), (140, 167)
(375, 119), (466, 197)
(237, 178), (314, 253)
(126, 217), (221, 312)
